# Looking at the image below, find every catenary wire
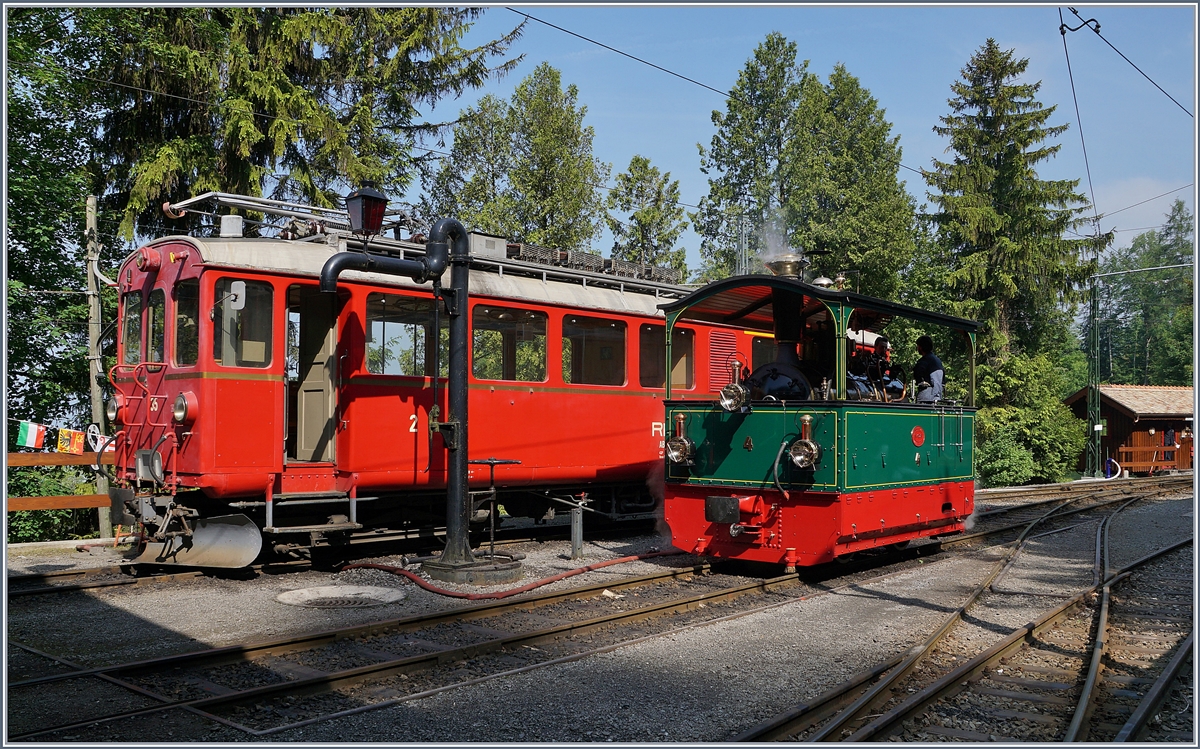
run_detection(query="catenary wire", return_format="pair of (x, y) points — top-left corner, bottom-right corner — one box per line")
(11, 22), (1184, 247)
(1067, 7), (1193, 118)
(1059, 8), (1102, 240)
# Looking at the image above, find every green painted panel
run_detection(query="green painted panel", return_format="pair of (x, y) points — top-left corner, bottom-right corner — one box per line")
(665, 402), (975, 493)
(844, 408), (974, 490)
(666, 404), (839, 491)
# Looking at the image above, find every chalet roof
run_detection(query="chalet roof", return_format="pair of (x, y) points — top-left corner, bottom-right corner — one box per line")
(1064, 384), (1195, 420)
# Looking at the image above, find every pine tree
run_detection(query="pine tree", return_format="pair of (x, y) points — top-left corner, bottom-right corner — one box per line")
(694, 33), (807, 279)
(791, 64), (916, 299)
(605, 155), (688, 275)
(926, 38), (1105, 360)
(694, 35), (915, 296)
(422, 62), (610, 253)
(1094, 200), (1193, 384)
(49, 8), (522, 237)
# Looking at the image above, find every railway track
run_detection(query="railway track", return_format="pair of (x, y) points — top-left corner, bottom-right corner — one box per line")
(8, 561), (782, 738)
(734, 482), (1193, 742)
(7, 477), (1190, 740)
(944, 474), (1191, 550)
(5, 517), (655, 599)
(6, 537), (1014, 740)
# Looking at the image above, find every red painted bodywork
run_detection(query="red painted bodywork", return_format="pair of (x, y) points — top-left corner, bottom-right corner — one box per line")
(662, 480), (974, 566)
(108, 239), (753, 505)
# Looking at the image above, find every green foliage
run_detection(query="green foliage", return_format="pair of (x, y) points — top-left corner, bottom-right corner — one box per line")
(6, 9), (118, 434)
(605, 155), (688, 275)
(925, 39), (1104, 360)
(973, 355), (1088, 486)
(1090, 200), (1193, 385)
(6, 467), (99, 543)
(694, 35), (915, 296)
(973, 423), (1036, 488)
(28, 8), (522, 238)
(423, 63), (611, 252)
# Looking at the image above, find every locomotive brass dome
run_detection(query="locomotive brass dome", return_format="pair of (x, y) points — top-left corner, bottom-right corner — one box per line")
(764, 252), (809, 278)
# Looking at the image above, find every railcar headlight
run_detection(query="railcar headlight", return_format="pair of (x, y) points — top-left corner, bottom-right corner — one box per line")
(718, 382), (749, 412)
(173, 391), (198, 425)
(789, 439), (822, 469)
(106, 394), (124, 424)
(666, 435), (696, 464)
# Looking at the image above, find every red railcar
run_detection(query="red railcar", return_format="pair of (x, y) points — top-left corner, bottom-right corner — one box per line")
(105, 200), (756, 566)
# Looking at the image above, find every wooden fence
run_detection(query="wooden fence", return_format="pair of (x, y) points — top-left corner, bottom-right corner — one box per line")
(7, 451), (114, 512)
(1117, 437), (1194, 474)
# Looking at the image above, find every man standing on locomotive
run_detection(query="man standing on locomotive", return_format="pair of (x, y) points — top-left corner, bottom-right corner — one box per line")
(913, 335), (944, 403)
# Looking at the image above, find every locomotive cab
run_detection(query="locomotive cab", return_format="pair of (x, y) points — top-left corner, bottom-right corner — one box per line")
(659, 267), (980, 569)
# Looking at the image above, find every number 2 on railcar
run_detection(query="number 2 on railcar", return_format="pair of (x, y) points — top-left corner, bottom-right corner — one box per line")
(659, 255), (980, 568)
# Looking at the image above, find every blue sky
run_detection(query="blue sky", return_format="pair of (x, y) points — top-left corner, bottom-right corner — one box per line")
(406, 4), (1196, 271)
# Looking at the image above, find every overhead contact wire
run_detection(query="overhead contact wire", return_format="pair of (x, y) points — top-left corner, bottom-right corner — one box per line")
(1067, 7), (1192, 118)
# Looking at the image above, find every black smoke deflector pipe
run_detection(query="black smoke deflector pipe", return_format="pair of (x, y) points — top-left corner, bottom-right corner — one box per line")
(318, 218), (475, 569)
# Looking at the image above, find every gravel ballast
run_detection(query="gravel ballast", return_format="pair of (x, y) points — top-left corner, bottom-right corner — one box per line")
(6, 493), (1192, 742)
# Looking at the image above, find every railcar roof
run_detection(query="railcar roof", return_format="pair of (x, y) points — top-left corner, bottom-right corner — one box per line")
(659, 274), (981, 332)
(140, 235), (689, 318)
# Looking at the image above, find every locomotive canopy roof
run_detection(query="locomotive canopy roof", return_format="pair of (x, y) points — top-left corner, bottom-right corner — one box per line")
(659, 274), (981, 333)
(138, 235), (683, 319)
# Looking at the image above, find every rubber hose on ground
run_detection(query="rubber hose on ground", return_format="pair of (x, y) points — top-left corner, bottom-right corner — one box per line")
(342, 549), (684, 600)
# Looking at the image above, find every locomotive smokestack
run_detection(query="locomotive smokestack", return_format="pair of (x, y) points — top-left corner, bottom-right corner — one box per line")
(771, 287), (805, 369)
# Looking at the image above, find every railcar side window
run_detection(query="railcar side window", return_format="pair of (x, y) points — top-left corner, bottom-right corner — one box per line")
(365, 293), (447, 377)
(147, 289), (166, 363)
(212, 278), (273, 368)
(174, 279), (200, 366)
(563, 316), (627, 386)
(472, 306), (547, 382)
(639, 324), (694, 389)
(121, 291), (142, 364)
(751, 335), (776, 371)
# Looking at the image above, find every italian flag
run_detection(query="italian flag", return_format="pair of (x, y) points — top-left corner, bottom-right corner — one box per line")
(17, 421), (46, 449)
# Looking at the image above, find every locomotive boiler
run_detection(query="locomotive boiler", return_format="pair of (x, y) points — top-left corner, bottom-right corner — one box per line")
(659, 253), (980, 568)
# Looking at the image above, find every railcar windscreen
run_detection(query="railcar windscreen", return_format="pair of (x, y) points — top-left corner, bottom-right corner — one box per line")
(147, 289), (166, 363)
(121, 291), (142, 364)
(174, 279), (199, 366)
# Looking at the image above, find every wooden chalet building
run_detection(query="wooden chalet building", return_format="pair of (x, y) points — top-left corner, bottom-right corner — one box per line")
(1064, 385), (1195, 474)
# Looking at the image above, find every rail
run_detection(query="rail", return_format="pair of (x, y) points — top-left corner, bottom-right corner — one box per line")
(7, 451), (114, 512)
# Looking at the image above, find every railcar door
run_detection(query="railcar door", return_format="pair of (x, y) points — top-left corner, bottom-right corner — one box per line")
(287, 285), (337, 462)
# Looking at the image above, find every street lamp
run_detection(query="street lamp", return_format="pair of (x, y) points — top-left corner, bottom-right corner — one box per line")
(345, 182), (388, 239)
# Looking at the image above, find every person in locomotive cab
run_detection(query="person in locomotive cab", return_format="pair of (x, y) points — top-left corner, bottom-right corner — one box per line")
(913, 335), (944, 403)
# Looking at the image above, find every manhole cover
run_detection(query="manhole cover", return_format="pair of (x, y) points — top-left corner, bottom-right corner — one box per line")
(276, 585), (405, 608)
